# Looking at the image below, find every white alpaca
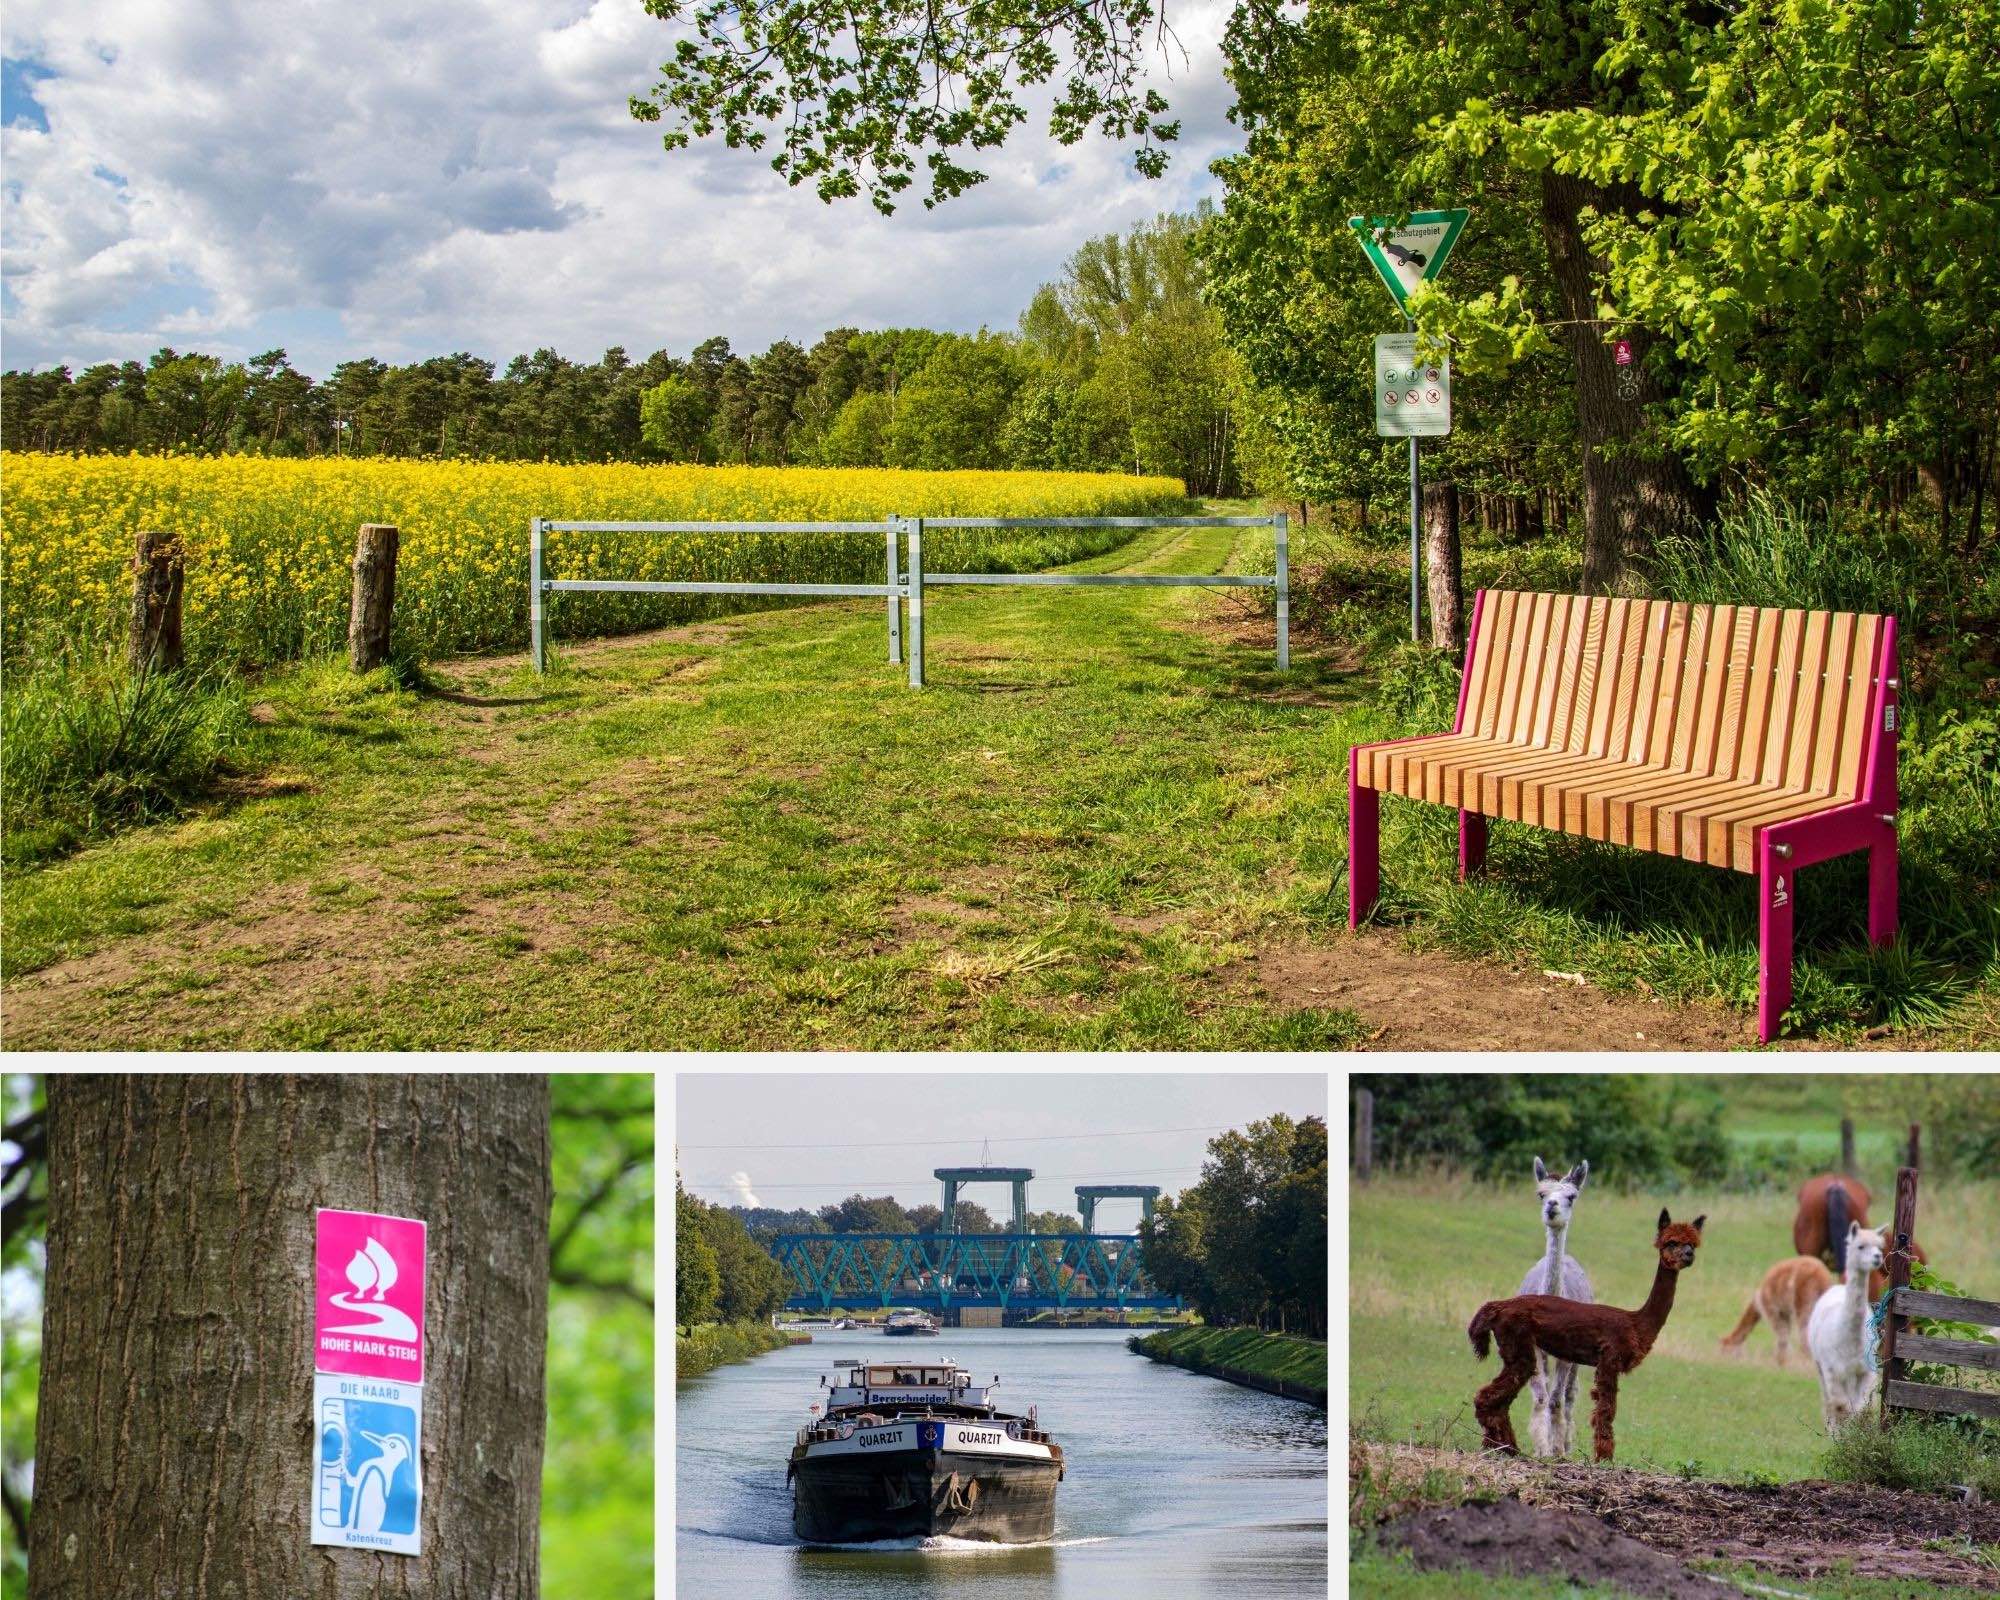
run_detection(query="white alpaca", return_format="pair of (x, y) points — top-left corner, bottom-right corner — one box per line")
(1514, 1157), (1594, 1457)
(1806, 1222), (1887, 1434)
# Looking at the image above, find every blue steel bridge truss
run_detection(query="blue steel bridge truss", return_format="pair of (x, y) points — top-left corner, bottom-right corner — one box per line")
(769, 1232), (1181, 1312)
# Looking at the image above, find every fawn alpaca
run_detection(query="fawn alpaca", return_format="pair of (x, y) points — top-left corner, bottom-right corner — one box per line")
(1719, 1257), (1834, 1365)
(1469, 1209), (1704, 1462)
(1516, 1158), (1594, 1457)
(1806, 1222), (1888, 1433)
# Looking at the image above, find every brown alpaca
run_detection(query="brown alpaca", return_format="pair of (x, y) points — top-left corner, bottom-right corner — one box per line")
(1719, 1256), (1834, 1364)
(1468, 1209), (1704, 1463)
(1792, 1173), (1925, 1296)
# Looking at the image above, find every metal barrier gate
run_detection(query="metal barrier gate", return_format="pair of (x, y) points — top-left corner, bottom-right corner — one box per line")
(530, 517), (906, 674)
(902, 513), (1287, 687)
(530, 512), (1288, 682)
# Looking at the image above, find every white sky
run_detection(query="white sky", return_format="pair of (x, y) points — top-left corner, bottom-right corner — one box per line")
(674, 1072), (1329, 1219)
(1, 0), (1243, 378)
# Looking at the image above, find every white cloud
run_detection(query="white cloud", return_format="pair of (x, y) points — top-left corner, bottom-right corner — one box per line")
(0, 0), (1242, 375)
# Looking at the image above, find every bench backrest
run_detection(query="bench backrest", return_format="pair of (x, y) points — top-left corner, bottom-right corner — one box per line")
(1459, 591), (1890, 801)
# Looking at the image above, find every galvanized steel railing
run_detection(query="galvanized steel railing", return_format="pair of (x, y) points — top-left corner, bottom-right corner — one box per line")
(529, 513), (1289, 681)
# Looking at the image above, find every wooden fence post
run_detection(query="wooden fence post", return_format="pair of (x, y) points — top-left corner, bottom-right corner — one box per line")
(1839, 1117), (1856, 1176)
(128, 530), (185, 673)
(349, 523), (399, 672)
(1879, 1163), (1918, 1428)
(1354, 1089), (1374, 1182)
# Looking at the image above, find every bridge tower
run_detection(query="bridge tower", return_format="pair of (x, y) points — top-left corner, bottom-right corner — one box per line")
(1074, 1184), (1160, 1234)
(934, 1166), (1033, 1233)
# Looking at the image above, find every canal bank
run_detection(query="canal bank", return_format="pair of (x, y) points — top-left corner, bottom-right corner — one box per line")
(678, 1320), (811, 1378)
(1127, 1327), (1327, 1409)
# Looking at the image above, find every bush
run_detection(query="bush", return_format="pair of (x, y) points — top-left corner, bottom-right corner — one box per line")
(1, 651), (248, 866)
(1822, 1414), (2000, 1498)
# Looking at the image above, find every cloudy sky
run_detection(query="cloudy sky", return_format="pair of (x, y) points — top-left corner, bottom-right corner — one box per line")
(0, 0), (1242, 379)
(675, 1072), (1328, 1218)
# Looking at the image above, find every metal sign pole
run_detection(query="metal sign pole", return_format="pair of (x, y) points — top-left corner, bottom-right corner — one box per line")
(1407, 317), (1420, 643)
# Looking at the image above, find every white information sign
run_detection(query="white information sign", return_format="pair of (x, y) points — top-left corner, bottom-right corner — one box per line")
(1375, 334), (1451, 438)
(312, 1373), (423, 1557)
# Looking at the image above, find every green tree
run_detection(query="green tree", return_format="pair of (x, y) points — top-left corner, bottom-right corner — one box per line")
(676, 1175), (721, 1325)
(640, 374), (715, 461)
(887, 334), (1023, 469)
(812, 390), (893, 465)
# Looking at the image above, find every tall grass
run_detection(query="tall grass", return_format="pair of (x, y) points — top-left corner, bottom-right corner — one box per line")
(1, 648), (249, 867)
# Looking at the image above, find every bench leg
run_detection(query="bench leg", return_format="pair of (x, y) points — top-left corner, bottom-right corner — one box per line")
(1458, 811), (1487, 879)
(1757, 838), (1794, 1045)
(1349, 755), (1379, 929)
(1868, 828), (1898, 947)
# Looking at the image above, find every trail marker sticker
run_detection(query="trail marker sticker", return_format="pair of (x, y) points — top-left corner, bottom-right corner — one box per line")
(312, 1373), (423, 1556)
(315, 1208), (426, 1383)
(1375, 334), (1451, 437)
(1349, 208), (1472, 314)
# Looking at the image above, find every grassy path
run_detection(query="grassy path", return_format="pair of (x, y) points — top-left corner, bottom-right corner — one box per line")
(3, 514), (1962, 1048)
(3, 521), (1381, 1048)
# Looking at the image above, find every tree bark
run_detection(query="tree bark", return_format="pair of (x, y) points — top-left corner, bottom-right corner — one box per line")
(1424, 479), (1464, 653)
(29, 1074), (551, 1600)
(1539, 170), (1713, 594)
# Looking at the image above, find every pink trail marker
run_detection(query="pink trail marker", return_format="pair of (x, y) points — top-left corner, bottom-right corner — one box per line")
(315, 1208), (426, 1382)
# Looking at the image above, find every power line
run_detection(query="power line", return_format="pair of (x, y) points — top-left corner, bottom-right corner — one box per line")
(680, 1128), (1224, 1152)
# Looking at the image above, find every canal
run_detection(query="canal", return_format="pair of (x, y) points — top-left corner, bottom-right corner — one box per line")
(675, 1325), (1328, 1599)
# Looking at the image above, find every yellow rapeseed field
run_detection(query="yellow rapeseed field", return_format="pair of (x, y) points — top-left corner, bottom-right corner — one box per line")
(0, 454), (1187, 668)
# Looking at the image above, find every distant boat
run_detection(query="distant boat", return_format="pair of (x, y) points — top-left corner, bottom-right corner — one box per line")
(883, 1309), (940, 1337)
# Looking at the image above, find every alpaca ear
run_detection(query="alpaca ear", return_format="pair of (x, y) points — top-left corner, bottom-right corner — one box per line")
(1534, 1157), (1549, 1181)
(1847, 1221), (1860, 1240)
(1567, 1162), (1588, 1189)
(1657, 1207), (1671, 1232)
(1693, 1215), (1706, 1234)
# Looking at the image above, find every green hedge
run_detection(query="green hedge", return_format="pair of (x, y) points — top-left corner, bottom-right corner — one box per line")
(1129, 1326), (1326, 1407)
(675, 1321), (803, 1379)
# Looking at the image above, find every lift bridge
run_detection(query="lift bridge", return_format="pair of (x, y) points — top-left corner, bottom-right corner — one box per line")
(770, 1168), (1180, 1315)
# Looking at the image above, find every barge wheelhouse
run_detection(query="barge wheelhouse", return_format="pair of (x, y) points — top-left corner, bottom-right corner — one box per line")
(789, 1359), (1062, 1544)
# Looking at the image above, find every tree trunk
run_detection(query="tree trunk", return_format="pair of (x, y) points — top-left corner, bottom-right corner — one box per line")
(1539, 170), (1713, 594)
(348, 524), (400, 673)
(29, 1074), (551, 1600)
(127, 531), (186, 675)
(1424, 479), (1464, 653)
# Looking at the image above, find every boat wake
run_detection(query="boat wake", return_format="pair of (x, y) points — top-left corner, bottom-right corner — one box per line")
(802, 1534), (1112, 1554)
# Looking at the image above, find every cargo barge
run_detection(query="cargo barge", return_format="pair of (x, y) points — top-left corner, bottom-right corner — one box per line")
(789, 1358), (1063, 1544)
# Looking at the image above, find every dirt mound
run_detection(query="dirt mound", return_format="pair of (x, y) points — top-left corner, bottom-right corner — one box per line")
(1381, 1499), (1731, 1599)
(1355, 1443), (2000, 1591)
(1529, 1464), (2000, 1590)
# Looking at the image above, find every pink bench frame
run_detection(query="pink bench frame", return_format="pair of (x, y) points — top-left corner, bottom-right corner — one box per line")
(1347, 589), (1900, 1044)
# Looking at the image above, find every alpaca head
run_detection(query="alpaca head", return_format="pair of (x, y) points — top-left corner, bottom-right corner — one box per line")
(1533, 1157), (1589, 1232)
(1653, 1208), (1705, 1270)
(1844, 1223), (1886, 1282)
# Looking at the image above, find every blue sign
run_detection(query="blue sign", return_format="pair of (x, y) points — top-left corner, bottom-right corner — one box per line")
(312, 1375), (423, 1555)
(920, 1423), (941, 1448)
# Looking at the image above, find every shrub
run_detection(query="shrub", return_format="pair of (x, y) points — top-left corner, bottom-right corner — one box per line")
(1, 652), (248, 866)
(1822, 1414), (2000, 1498)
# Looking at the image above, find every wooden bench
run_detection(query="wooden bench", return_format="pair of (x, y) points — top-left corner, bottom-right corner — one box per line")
(1346, 589), (1901, 1042)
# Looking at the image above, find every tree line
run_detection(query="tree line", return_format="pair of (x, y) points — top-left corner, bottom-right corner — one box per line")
(2, 212), (1256, 498)
(630, 0), (1998, 603)
(1137, 1114), (1328, 1338)
(675, 1175), (793, 1328)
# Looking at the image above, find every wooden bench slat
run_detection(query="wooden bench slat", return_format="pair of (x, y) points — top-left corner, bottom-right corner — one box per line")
(1783, 610), (1834, 792)
(1830, 613), (1881, 798)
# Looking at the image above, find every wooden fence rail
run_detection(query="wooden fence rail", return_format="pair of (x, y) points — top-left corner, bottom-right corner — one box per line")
(1879, 1162), (2000, 1426)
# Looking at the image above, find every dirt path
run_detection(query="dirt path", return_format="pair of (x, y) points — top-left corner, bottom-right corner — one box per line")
(1249, 931), (1752, 1050)
(1356, 1442), (2000, 1591)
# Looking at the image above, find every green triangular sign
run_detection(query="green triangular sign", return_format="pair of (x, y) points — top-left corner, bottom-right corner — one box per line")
(1349, 208), (1472, 314)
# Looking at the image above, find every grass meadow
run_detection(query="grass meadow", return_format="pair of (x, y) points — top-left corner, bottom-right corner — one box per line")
(1349, 1169), (2000, 1484)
